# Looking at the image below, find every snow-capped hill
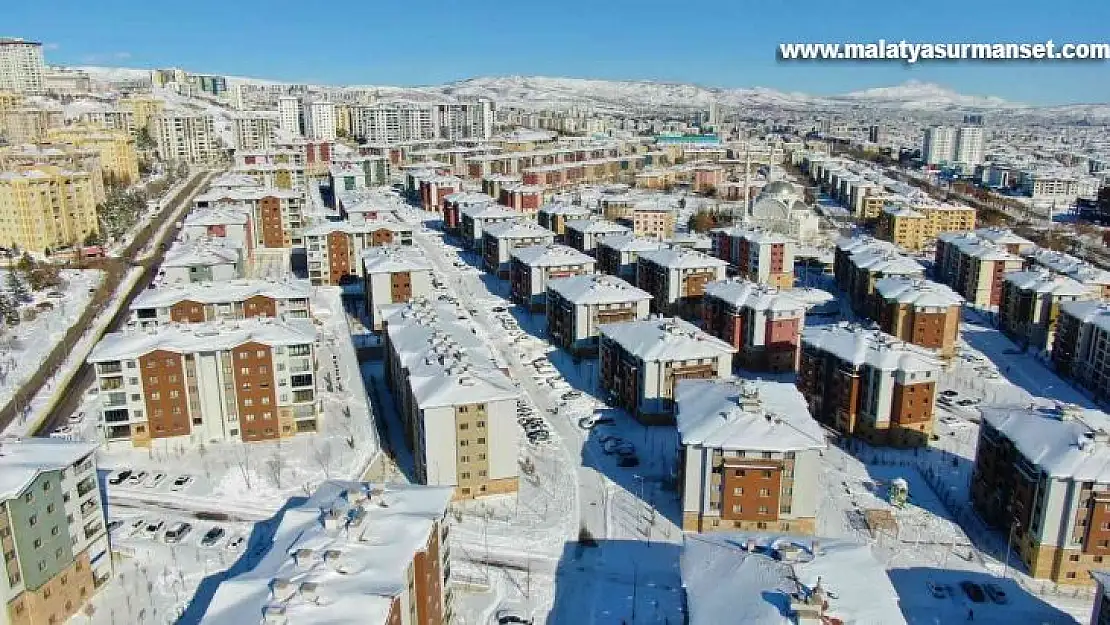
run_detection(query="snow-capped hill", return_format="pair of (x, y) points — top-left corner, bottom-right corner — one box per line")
(839, 80), (1018, 109)
(74, 66), (151, 82)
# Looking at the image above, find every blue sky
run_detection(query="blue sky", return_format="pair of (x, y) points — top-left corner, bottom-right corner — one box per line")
(7, 0), (1110, 104)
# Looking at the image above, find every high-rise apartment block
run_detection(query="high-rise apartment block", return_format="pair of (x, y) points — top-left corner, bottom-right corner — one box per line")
(0, 38), (45, 93)
(1053, 301), (1110, 405)
(88, 317), (319, 446)
(47, 124), (140, 185)
(153, 112), (223, 164)
(231, 113), (278, 151)
(955, 125), (985, 167)
(922, 126), (956, 166)
(798, 324), (940, 447)
(277, 96), (302, 137)
(0, 439), (112, 625)
(0, 165), (99, 253)
(676, 378), (825, 533)
(304, 100), (336, 141)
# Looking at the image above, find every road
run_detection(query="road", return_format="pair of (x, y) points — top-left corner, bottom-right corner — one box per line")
(34, 169), (218, 436)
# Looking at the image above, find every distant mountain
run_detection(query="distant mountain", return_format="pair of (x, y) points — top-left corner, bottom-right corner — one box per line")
(73, 67), (1109, 117)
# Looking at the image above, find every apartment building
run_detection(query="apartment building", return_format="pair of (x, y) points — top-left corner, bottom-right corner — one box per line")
(509, 244), (596, 310)
(481, 221), (555, 277)
(233, 150), (306, 191)
(971, 404), (1110, 585)
(546, 274), (651, 354)
(362, 246), (434, 331)
(129, 279), (311, 328)
(636, 247), (729, 318)
(0, 38), (45, 93)
(618, 205), (675, 241)
(153, 112), (222, 165)
(922, 126), (956, 165)
(460, 204), (521, 250)
(873, 276), (963, 358)
(0, 439), (112, 625)
(231, 113), (278, 151)
(934, 232), (1027, 309)
(876, 201), (976, 252)
(304, 220), (414, 286)
(200, 481), (453, 625)
(0, 142), (106, 203)
(464, 144), (622, 178)
(798, 324), (940, 447)
(833, 236), (925, 318)
(596, 235), (663, 283)
(158, 238), (244, 285)
(192, 186), (306, 248)
(0, 107), (63, 143)
(498, 183), (545, 214)
(118, 96), (164, 133)
(955, 125), (985, 167)
(77, 106), (135, 135)
(1053, 301), (1110, 404)
(328, 158), (390, 193)
(87, 317), (319, 446)
(333, 186), (407, 224)
(382, 299), (520, 498)
(564, 218), (631, 256)
(441, 191), (494, 234)
(277, 96), (302, 137)
(598, 317), (735, 424)
(676, 378), (825, 533)
(46, 124), (140, 185)
(417, 174), (460, 212)
(702, 279), (810, 372)
(1000, 271), (1095, 353)
(1023, 172), (1080, 202)
(712, 226), (796, 288)
(536, 203), (591, 242)
(303, 100), (336, 141)
(181, 206), (253, 257)
(349, 102), (434, 143)
(0, 165), (99, 253)
(1026, 249), (1110, 300)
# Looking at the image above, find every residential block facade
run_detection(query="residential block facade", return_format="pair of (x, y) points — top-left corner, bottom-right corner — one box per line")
(546, 274), (652, 354)
(701, 279), (809, 372)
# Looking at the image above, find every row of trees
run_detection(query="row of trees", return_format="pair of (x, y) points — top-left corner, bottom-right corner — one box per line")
(88, 161), (191, 245)
(0, 254), (64, 325)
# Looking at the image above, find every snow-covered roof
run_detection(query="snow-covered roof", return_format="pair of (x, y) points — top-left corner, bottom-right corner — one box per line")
(303, 219), (413, 237)
(89, 317), (315, 362)
(444, 191), (495, 207)
(638, 247), (728, 270)
(131, 279), (311, 310)
(835, 235), (898, 256)
(801, 324), (940, 373)
(703, 278), (810, 314)
(482, 221), (554, 240)
(207, 172), (263, 191)
(563, 218), (629, 235)
(1026, 249), (1110, 287)
(600, 317), (735, 361)
(1003, 270), (1094, 297)
(510, 244), (594, 267)
(362, 246), (433, 274)
(547, 273), (651, 305)
(981, 404), (1110, 481)
(874, 276), (964, 308)
(596, 234), (664, 254)
(409, 357), (518, 408)
(0, 438), (97, 501)
(682, 533), (907, 625)
(184, 206), (250, 227)
(538, 202), (591, 217)
(1060, 300), (1110, 332)
(676, 379), (825, 452)
(460, 203), (521, 220)
(881, 204), (925, 218)
(193, 186), (299, 203)
(974, 227), (1034, 249)
(849, 247), (924, 276)
(199, 480), (451, 625)
(162, 237), (242, 268)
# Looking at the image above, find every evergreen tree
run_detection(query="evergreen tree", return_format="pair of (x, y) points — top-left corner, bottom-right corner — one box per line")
(6, 271), (29, 303)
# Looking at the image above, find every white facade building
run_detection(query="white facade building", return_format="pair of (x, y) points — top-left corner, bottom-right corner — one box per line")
(0, 38), (45, 93)
(231, 113), (277, 151)
(277, 96), (302, 137)
(304, 99), (336, 141)
(955, 125), (985, 168)
(922, 126), (956, 166)
(153, 112), (222, 164)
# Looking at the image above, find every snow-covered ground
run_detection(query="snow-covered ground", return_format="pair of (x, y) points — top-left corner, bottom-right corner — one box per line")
(0, 269), (103, 411)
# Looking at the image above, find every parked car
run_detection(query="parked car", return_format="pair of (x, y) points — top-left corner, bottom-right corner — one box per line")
(200, 526), (226, 547)
(127, 471), (149, 486)
(984, 583), (1008, 604)
(144, 520), (165, 537)
(108, 469), (132, 485)
(618, 455), (640, 468)
(959, 581), (986, 603)
(496, 608), (533, 624)
(146, 473), (167, 488)
(940, 390), (959, 397)
(164, 522), (192, 544)
(170, 475), (193, 491)
(956, 398), (980, 407)
(226, 535), (246, 551)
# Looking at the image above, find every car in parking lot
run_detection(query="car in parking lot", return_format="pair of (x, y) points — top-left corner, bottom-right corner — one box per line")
(127, 470), (149, 486)
(956, 398), (980, 407)
(226, 535), (246, 551)
(144, 519), (165, 537)
(108, 469), (133, 485)
(170, 475), (193, 491)
(146, 473), (167, 488)
(959, 581), (986, 603)
(164, 522), (193, 544)
(983, 583), (1007, 604)
(940, 390), (959, 398)
(200, 526), (226, 547)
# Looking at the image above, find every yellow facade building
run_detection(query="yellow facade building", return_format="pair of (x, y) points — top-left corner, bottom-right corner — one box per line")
(0, 142), (107, 203)
(119, 95), (165, 131)
(878, 201), (976, 252)
(0, 165), (100, 252)
(48, 124), (140, 185)
(0, 91), (21, 111)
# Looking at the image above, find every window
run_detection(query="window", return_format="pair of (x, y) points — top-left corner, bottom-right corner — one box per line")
(758, 506), (769, 514)
(477, 437), (486, 444)
(46, 503), (54, 514)
(43, 481), (50, 492)
(733, 487), (743, 496)
(759, 488), (770, 497)
(24, 492), (33, 504)
(28, 514), (36, 527)
(33, 538), (41, 549)
(460, 472), (470, 479)
(459, 423), (469, 431)
(762, 470), (772, 479)
(476, 420), (486, 428)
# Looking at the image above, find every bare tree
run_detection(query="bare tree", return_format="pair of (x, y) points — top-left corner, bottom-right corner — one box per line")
(235, 444), (254, 489)
(266, 439), (285, 489)
(312, 439), (333, 479)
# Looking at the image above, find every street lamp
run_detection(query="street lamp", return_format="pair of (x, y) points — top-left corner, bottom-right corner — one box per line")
(1002, 519), (1022, 579)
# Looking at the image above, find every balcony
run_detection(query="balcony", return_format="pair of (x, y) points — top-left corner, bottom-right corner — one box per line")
(83, 521), (103, 540)
(76, 477), (97, 498)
